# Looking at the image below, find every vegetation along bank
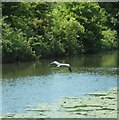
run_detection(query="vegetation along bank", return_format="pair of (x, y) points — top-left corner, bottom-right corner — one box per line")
(2, 2), (119, 63)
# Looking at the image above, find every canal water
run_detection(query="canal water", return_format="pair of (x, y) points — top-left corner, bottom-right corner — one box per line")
(1, 50), (118, 114)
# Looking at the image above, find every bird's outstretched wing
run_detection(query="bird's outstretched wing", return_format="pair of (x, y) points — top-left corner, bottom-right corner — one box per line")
(68, 66), (72, 72)
(50, 61), (60, 66)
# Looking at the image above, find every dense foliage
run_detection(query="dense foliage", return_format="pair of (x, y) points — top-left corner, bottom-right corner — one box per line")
(2, 2), (118, 62)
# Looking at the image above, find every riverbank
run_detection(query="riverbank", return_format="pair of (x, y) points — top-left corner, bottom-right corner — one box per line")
(2, 87), (117, 118)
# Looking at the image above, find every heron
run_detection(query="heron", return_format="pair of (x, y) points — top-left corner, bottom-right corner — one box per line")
(50, 61), (72, 72)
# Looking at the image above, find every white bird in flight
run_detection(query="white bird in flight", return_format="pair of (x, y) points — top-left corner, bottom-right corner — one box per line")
(50, 61), (72, 72)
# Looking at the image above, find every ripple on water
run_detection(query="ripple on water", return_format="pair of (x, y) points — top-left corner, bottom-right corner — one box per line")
(2, 67), (117, 114)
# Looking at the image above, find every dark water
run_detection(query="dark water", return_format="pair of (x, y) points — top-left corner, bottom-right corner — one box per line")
(1, 50), (118, 114)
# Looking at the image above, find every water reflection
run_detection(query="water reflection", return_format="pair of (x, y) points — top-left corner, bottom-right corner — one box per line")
(2, 50), (118, 79)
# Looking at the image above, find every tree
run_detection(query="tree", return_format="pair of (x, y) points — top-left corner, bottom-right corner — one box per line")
(2, 2), (118, 63)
